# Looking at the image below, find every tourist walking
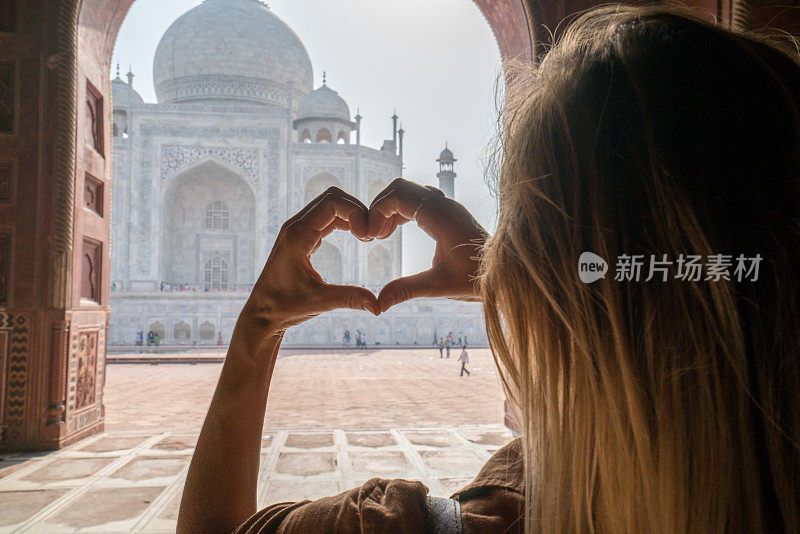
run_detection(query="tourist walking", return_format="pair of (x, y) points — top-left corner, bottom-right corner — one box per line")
(438, 337), (445, 358)
(445, 336), (451, 358)
(458, 346), (470, 377)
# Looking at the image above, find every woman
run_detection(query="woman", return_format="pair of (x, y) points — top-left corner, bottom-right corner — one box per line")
(178, 5), (800, 532)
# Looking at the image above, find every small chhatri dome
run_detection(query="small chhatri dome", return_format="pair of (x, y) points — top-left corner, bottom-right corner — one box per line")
(297, 82), (351, 122)
(438, 144), (456, 162)
(153, 0), (313, 106)
(112, 68), (144, 108)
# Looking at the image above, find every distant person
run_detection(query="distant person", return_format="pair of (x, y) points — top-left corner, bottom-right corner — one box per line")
(458, 345), (470, 377)
(445, 336), (451, 358)
(438, 337), (445, 358)
(342, 329), (350, 345)
(154, 333), (161, 347)
(457, 331), (463, 345)
(217, 332), (223, 346)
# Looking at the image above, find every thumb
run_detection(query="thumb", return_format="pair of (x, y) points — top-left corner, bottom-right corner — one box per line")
(317, 284), (380, 315)
(376, 269), (445, 313)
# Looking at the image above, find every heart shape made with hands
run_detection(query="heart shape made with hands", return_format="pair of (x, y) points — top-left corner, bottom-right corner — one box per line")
(305, 180), (486, 317)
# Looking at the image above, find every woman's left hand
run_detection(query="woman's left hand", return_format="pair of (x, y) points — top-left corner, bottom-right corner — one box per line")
(242, 186), (380, 330)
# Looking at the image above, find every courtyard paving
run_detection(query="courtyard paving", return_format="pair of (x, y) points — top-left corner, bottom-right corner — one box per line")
(0, 348), (513, 533)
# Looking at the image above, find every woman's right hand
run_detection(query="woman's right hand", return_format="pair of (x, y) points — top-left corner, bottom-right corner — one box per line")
(368, 178), (488, 312)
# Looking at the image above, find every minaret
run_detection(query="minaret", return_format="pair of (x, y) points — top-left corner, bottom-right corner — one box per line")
(391, 111), (398, 149)
(436, 144), (456, 198)
(355, 109), (362, 146)
(398, 123), (405, 176)
(126, 66), (135, 87)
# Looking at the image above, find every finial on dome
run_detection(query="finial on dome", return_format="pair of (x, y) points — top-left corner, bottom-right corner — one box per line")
(323, 71), (327, 86)
(126, 66), (135, 87)
(116, 62), (120, 78)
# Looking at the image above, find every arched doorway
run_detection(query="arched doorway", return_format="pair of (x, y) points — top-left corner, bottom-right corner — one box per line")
(161, 160), (256, 289)
(2, 0), (768, 453)
(310, 241), (344, 284)
(304, 171), (343, 204)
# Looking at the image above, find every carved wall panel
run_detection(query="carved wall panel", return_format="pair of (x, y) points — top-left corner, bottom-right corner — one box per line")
(0, 1), (17, 33)
(80, 238), (101, 303)
(0, 62), (15, 134)
(84, 173), (103, 216)
(66, 318), (106, 436)
(0, 312), (29, 442)
(0, 232), (9, 307)
(84, 81), (104, 154)
(75, 331), (97, 410)
(0, 158), (14, 203)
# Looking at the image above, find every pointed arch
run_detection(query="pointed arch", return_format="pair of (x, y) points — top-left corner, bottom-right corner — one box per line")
(304, 172), (342, 204)
(311, 242), (344, 284)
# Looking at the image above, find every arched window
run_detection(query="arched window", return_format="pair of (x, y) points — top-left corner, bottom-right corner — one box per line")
(199, 321), (216, 340)
(149, 321), (165, 341)
(204, 256), (228, 290)
(316, 128), (332, 143)
(367, 245), (394, 285)
(310, 242), (343, 284)
(300, 129), (311, 143)
(205, 201), (229, 229)
(304, 172), (342, 204)
(173, 321), (191, 340)
(337, 130), (348, 144)
(368, 179), (389, 204)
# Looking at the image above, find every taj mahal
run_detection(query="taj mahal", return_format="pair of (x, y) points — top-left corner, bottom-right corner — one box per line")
(108, 0), (487, 347)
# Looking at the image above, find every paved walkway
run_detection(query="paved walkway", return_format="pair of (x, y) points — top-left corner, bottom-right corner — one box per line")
(0, 348), (513, 533)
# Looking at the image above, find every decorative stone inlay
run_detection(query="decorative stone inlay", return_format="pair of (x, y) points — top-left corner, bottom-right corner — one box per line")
(0, 159), (14, 203)
(303, 166), (345, 182)
(0, 62), (15, 134)
(1, 312), (29, 441)
(136, 137), (152, 275)
(161, 145), (259, 184)
(140, 124), (279, 141)
(75, 331), (98, 410)
(0, 232), (9, 305)
(156, 75), (296, 107)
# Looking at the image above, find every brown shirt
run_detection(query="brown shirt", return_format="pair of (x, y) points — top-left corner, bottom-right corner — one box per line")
(233, 438), (524, 534)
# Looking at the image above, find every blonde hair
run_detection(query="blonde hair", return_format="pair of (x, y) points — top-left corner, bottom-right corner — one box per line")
(482, 5), (800, 532)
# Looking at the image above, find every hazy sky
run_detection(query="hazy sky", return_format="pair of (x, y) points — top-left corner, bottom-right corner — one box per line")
(113, 0), (502, 276)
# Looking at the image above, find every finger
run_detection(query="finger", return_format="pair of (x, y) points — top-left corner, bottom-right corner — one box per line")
(315, 284), (380, 316)
(376, 269), (448, 313)
(290, 189), (371, 250)
(368, 179), (446, 241)
(319, 216), (351, 241)
(377, 213), (409, 240)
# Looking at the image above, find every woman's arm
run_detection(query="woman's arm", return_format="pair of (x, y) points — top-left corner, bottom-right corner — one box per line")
(177, 187), (379, 534)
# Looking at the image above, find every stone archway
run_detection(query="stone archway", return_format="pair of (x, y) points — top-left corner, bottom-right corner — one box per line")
(1, 0), (772, 451)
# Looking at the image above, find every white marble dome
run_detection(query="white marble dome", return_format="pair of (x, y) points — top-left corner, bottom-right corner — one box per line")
(297, 84), (351, 122)
(153, 0), (313, 107)
(111, 76), (144, 107)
